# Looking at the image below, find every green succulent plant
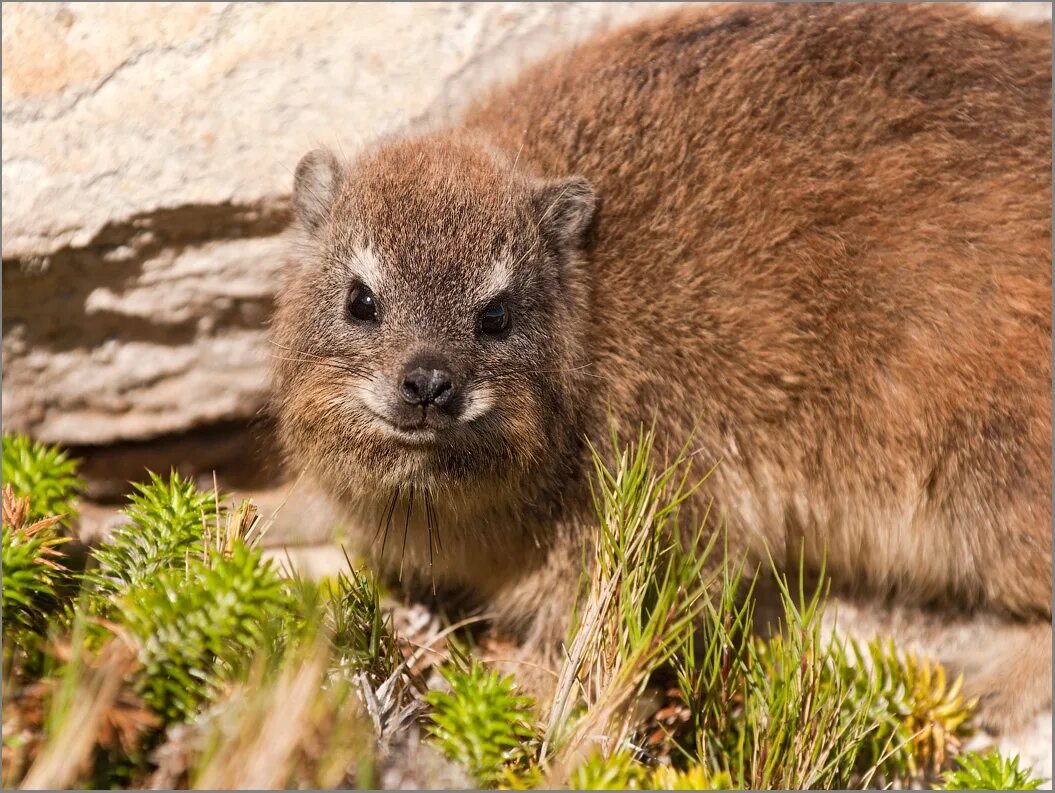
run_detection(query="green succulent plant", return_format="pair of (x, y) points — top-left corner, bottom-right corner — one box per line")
(831, 636), (974, 780)
(2, 433), (82, 526)
(88, 470), (218, 597)
(2, 496), (68, 635)
(938, 750), (1044, 790)
(120, 542), (296, 722)
(569, 749), (647, 790)
(426, 660), (539, 787)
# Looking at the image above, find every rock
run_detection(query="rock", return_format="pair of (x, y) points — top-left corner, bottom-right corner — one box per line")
(3, 207), (288, 445)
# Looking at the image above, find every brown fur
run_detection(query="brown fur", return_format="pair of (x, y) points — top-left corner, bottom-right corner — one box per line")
(271, 4), (1052, 730)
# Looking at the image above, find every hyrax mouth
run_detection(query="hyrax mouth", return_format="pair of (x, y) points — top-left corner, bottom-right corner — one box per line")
(377, 408), (446, 441)
(377, 421), (440, 446)
(372, 402), (492, 445)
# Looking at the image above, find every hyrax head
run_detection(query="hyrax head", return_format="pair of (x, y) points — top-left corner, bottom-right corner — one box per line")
(271, 134), (596, 502)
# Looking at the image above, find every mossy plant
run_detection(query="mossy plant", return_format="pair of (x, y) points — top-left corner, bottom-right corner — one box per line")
(2, 433), (83, 526)
(569, 752), (734, 791)
(1, 487), (68, 637)
(832, 636), (975, 780)
(568, 749), (647, 789)
(119, 543), (296, 722)
(426, 660), (539, 787)
(938, 750), (1044, 790)
(88, 470), (218, 597)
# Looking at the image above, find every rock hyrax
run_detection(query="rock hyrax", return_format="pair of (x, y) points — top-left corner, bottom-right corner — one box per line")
(272, 4), (1052, 729)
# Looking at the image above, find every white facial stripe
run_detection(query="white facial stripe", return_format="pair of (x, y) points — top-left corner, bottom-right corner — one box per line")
(350, 245), (383, 288)
(482, 256), (514, 299)
(460, 386), (494, 423)
(355, 373), (391, 417)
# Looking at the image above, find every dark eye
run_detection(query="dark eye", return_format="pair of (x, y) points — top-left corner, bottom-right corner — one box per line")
(347, 282), (378, 323)
(479, 300), (511, 336)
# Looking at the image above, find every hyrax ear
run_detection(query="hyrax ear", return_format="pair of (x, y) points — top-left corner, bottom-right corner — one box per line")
(292, 148), (344, 235)
(532, 176), (597, 248)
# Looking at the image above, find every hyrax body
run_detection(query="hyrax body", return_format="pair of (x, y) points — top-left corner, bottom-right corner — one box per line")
(272, 4), (1052, 728)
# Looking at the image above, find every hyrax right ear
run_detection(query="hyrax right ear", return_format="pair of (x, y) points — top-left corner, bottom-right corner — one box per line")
(292, 148), (344, 235)
(532, 176), (597, 248)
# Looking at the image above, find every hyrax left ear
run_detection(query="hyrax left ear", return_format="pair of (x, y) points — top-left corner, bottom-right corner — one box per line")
(292, 147), (344, 236)
(532, 176), (597, 247)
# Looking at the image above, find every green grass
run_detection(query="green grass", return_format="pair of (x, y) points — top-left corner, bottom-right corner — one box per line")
(544, 426), (715, 769)
(0, 430), (1044, 790)
(324, 554), (401, 685)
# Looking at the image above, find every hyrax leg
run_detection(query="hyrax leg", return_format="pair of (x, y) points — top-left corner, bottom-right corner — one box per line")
(957, 619), (1052, 734)
(822, 597), (1052, 733)
(888, 401), (1052, 730)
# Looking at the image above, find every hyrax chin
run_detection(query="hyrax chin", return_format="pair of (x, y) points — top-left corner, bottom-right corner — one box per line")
(271, 4), (1052, 729)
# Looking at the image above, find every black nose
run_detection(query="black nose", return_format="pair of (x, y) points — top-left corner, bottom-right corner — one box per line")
(399, 365), (454, 407)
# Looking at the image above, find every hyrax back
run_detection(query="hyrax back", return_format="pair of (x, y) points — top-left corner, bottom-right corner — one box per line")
(272, 4), (1052, 728)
